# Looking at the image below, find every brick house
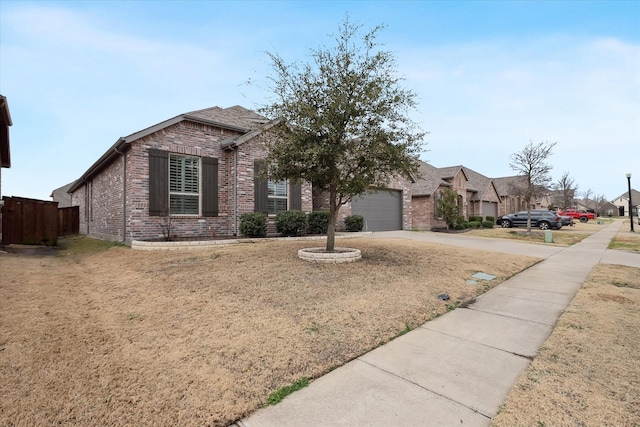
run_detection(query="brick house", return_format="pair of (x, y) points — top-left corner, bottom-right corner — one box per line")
(68, 106), (312, 243)
(411, 162), (503, 229)
(493, 175), (551, 216)
(0, 95), (12, 243)
(612, 189), (640, 217)
(462, 166), (501, 220)
(411, 161), (453, 230)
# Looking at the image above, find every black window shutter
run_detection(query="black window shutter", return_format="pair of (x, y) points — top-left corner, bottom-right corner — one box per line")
(149, 149), (169, 216)
(202, 157), (219, 217)
(289, 181), (302, 211)
(254, 159), (268, 213)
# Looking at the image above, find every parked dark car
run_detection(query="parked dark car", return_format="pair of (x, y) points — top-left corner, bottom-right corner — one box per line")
(498, 210), (563, 230)
(558, 214), (574, 227)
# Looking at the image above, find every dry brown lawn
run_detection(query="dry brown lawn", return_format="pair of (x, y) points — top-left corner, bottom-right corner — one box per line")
(466, 220), (605, 246)
(491, 263), (640, 427)
(0, 237), (538, 427)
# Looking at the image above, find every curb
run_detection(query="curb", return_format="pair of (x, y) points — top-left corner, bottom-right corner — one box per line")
(131, 232), (372, 251)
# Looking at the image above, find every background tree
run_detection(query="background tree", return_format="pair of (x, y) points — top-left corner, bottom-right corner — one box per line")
(510, 140), (556, 233)
(260, 17), (426, 251)
(595, 194), (608, 217)
(553, 171), (578, 210)
(582, 188), (593, 211)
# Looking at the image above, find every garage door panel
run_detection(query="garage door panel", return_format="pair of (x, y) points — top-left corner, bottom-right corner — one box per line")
(351, 189), (402, 231)
(482, 201), (497, 219)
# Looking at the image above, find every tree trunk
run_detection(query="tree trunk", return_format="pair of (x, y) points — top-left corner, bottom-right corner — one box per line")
(326, 186), (338, 252)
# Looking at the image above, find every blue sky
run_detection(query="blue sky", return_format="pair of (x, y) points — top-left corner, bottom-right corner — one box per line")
(1, 0), (638, 201)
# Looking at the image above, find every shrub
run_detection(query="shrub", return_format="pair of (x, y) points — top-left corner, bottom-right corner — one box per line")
(482, 220), (494, 228)
(307, 211), (330, 234)
(468, 221), (481, 229)
(469, 216), (483, 223)
(486, 216), (495, 224)
(454, 223), (466, 230)
(275, 210), (308, 237)
(344, 215), (364, 232)
(239, 212), (267, 237)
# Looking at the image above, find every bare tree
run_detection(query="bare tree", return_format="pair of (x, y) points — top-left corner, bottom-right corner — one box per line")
(582, 188), (593, 211)
(552, 171), (578, 210)
(595, 194), (608, 217)
(151, 205), (174, 241)
(510, 140), (557, 233)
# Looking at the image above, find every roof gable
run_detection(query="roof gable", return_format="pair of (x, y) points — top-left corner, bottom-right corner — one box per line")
(614, 189), (640, 205)
(437, 165), (468, 182)
(69, 105), (265, 193)
(462, 166), (499, 201)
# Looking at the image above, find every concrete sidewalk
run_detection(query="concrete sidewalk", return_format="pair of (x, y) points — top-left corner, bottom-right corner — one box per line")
(237, 221), (639, 427)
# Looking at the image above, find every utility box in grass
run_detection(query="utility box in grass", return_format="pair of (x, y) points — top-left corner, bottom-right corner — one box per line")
(544, 230), (553, 243)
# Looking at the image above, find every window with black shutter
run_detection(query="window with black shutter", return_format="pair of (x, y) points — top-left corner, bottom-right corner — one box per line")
(149, 149), (218, 217)
(254, 159), (303, 214)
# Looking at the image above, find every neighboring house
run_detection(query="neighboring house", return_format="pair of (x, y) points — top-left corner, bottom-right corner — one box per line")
(68, 106), (313, 243)
(50, 181), (76, 208)
(612, 189), (640, 217)
(0, 95), (12, 243)
(548, 188), (577, 210)
(410, 162), (501, 230)
(493, 175), (550, 216)
(411, 161), (453, 230)
(597, 201), (618, 218)
(460, 166), (500, 220)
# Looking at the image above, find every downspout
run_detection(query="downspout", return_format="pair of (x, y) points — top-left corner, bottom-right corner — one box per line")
(232, 145), (238, 236)
(114, 146), (126, 243)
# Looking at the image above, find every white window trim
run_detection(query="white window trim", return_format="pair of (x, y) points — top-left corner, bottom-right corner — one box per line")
(267, 179), (288, 215)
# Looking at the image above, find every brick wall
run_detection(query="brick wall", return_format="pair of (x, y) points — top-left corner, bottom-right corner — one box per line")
(71, 121), (312, 243)
(411, 194), (449, 230)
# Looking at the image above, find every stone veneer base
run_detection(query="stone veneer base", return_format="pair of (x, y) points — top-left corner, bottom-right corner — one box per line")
(298, 247), (362, 263)
(131, 232), (371, 251)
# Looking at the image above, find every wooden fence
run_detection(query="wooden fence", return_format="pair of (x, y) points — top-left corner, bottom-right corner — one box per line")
(1, 197), (79, 246)
(58, 206), (80, 237)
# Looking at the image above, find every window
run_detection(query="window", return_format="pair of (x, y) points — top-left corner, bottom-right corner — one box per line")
(253, 159), (302, 214)
(435, 190), (443, 218)
(169, 154), (200, 215)
(267, 179), (288, 214)
(148, 149), (218, 217)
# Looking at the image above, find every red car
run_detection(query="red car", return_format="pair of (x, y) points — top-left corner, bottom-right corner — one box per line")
(557, 209), (595, 223)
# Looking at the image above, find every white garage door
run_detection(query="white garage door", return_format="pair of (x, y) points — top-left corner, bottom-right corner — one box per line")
(351, 189), (403, 231)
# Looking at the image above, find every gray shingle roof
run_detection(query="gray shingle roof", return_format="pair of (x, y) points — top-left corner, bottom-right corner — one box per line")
(492, 175), (528, 197)
(437, 165), (465, 181)
(411, 161), (450, 196)
(186, 105), (268, 131)
(462, 166), (493, 201)
(614, 189), (640, 204)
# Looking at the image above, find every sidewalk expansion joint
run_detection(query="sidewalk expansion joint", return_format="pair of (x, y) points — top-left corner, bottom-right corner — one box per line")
(356, 358), (493, 421)
(421, 324), (537, 361)
(464, 306), (556, 327)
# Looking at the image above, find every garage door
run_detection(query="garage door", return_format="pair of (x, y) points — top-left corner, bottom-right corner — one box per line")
(482, 201), (498, 219)
(351, 189), (402, 231)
